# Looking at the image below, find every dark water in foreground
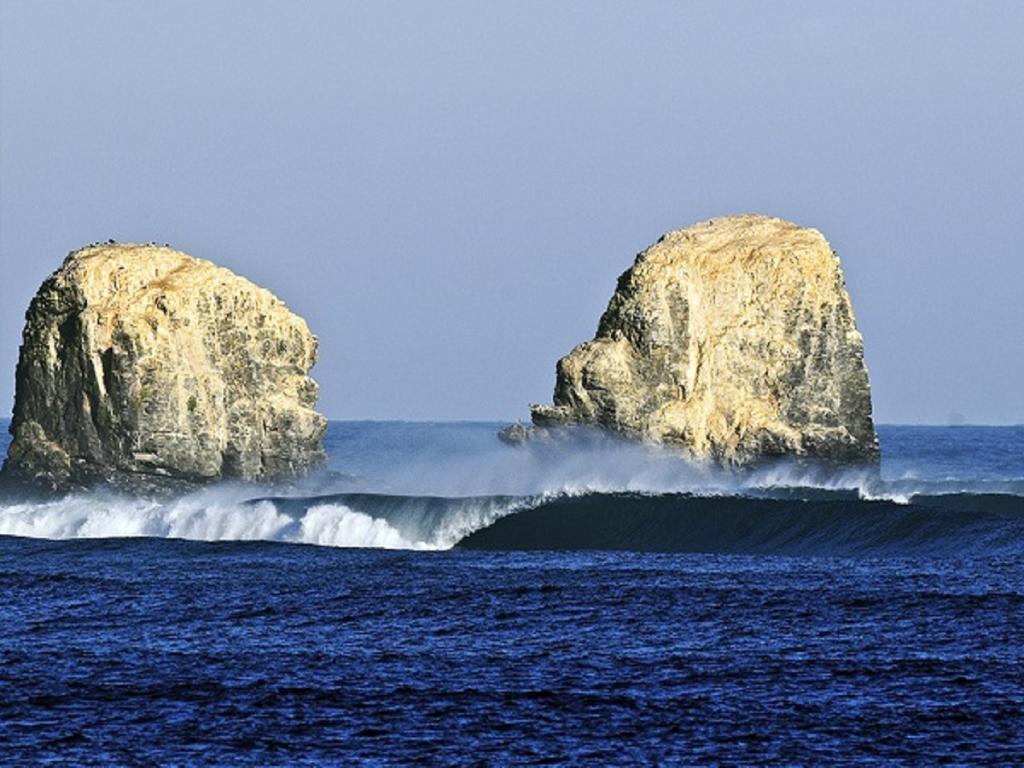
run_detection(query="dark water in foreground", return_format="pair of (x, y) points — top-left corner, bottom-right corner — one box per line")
(1, 422), (1023, 764)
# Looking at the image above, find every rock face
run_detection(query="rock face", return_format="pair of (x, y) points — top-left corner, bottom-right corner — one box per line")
(2, 243), (327, 492)
(527, 215), (878, 464)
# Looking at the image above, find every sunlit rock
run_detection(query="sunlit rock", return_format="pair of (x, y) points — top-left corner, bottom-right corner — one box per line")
(2, 243), (326, 492)
(521, 215), (878, 465)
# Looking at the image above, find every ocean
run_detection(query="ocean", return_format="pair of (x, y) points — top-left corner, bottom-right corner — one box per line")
(1, 421), (1022, 764)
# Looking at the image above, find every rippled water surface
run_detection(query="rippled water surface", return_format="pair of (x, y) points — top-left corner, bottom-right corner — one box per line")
(3, 541), (1023, 765)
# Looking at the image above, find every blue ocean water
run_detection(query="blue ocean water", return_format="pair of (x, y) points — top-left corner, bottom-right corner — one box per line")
(1, 421), (1023, 764)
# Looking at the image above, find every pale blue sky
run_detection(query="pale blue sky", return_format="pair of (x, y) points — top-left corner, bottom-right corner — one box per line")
(1, 1), (1022, 423)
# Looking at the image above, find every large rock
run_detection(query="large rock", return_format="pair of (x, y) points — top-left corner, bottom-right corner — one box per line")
(526, 215), (879, 464)
(2, 243), (327, 492)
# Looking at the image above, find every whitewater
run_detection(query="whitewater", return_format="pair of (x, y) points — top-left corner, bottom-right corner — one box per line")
(0, 421), (1021, 554)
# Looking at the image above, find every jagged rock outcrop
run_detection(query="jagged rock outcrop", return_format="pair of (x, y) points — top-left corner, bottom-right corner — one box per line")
(520, 215), (878, 464)
(1, 243), (327, 493)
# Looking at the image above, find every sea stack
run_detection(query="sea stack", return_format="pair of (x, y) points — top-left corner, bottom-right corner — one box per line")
(522, 215), (879, 465)
(1, 243), (327, 493)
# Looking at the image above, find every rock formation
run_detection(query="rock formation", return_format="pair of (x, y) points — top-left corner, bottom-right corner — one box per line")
(2, 243), (326, 493)
(521, 215), (878, 464)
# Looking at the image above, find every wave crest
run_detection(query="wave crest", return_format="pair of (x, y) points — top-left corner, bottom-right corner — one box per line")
(2, 484), (1022, 558)
(0, 488), (528, 551)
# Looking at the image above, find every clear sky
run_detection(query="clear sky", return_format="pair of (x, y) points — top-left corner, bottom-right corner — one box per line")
(1, 1), (1022, 424)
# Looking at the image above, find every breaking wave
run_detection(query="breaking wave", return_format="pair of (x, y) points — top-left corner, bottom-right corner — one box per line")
(1, 422), (1021, 556)
(0, 489), (534, 551)
(0, 483), (1021, 558)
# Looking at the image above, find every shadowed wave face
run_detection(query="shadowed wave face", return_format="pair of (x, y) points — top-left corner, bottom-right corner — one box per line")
(0, 421), (1021, 558)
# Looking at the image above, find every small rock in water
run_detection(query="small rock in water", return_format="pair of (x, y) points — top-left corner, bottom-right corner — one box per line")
(497, 422), (532, 445)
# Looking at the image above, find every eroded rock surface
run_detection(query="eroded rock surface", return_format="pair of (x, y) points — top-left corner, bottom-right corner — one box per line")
(525, 215), (878, 464)
(2, 243), (326, 492)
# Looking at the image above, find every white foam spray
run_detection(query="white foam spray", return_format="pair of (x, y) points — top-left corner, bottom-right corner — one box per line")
(1, 426), (1019, 550)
